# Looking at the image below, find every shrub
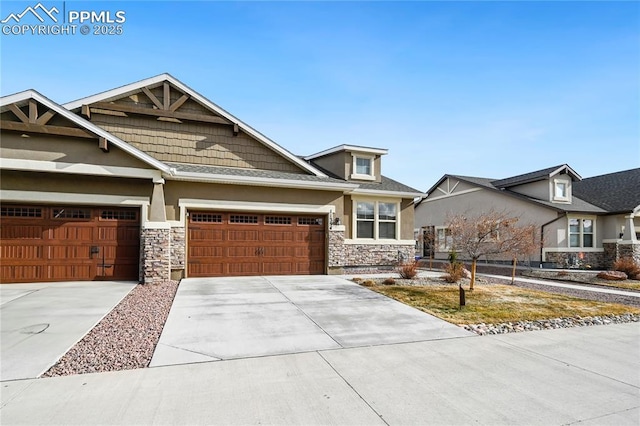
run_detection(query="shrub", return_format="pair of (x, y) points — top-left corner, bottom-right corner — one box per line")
(361, 279), (376, 287)
(352, 277), (363, 283)
(397, 260), (419, 279)
(382, 277), (396, 285)
(443, 262), (464, 283)
(613, 257), (640, 279)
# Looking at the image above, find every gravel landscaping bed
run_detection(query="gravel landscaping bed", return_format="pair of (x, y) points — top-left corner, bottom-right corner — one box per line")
(42, 280), (179, 377)
(464, 314), (640, 336)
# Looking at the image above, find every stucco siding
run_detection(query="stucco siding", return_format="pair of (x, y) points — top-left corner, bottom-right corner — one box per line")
(163, 180), (344, 221)
(0, 132), (153, 169)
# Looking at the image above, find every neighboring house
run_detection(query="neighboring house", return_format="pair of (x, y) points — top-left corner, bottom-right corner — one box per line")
(415, 165), (640, 269)
(0, 74), (422, 284)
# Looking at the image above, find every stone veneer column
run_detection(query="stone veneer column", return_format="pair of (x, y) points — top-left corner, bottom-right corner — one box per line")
(170, 226), (186, 280)
(140, 223), (171, 285)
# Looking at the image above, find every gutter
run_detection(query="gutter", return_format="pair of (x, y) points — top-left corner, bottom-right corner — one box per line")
(540, 212), (567, 267)
(169, 170), (358, 192)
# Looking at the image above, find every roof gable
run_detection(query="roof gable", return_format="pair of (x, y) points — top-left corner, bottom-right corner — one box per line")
(64, 74), (326, 177)
(0, 90), (170, 174)
(491, 164), (581, 188)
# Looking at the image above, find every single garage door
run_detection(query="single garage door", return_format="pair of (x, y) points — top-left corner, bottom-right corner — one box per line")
(188, 212), (326, 277)
(0, 205), (140, 283)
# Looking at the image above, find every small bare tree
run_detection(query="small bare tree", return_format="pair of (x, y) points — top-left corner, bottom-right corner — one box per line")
(447, 210), (538, 290)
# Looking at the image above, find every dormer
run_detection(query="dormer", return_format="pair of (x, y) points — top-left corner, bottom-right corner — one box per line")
(304, 145), (388, 183)
(492, 164), (581, 204)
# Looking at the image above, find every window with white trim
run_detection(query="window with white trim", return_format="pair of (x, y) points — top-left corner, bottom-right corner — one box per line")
(351, 154), (375, 180)
(552, 178), (571, 202)
(354, 200), (399, 240)
(569, 217), (594, 248)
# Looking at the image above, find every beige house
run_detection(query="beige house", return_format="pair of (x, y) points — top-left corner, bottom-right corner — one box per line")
(415, 165), (640, 269)
(0, 74), (422, 284)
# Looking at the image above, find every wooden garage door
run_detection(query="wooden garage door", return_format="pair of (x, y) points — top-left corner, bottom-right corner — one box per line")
(188, 212), (326, 277)
(0, 205), (140, 283)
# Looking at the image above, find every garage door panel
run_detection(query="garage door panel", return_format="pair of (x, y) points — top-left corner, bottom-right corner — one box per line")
(228, 262), (261, 275)
(189, 246), (223, 257)
(189, 228), (225, 241)
(263, 262), (293, 275)
(262, 231), (294, 242)
(228, 230), (260, 242)
(1, 265), (44, 281)
(50, 225), (94, 241)
(49, 245), (91, 260)
(1, 245), (44, 260)
(187, 212), (326, 277)
(263, 247), (294, 258)
(47, 264), (93, 281)
(1, 225), (44, 239)
(227, 247), (259, 257)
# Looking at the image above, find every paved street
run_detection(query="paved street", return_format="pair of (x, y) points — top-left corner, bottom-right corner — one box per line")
(2, 322), (638, 425)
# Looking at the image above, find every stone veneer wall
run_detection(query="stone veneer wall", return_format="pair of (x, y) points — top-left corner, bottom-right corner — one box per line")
(328, 229), (414, 273)
(544, 251), (605, 269)
(603, 242), (640, 269)
(140, 227), (171, 284)
(618, 243), (640, 263)
(170, 227), (186, 269)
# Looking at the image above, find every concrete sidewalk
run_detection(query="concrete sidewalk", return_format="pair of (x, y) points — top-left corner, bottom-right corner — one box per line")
(481, 273), (640, 298)
(2, 323), (638, 425)
(0, 281), (136, 381)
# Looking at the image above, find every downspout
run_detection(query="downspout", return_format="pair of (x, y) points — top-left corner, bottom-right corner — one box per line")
(540, 212), (567, 268)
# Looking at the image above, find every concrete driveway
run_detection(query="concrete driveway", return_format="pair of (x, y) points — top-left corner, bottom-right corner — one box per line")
(151, 275), (472, 366)
(0, 281), (137, 381)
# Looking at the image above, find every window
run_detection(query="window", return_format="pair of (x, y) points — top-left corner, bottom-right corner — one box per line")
(356, 202), (375, 238)
(356, 157), (372, 175)
(265, 216), (291, 225)
(378, 202), (397, 239)
(552, 179), (570, 202)
(230, 215), (258, 224)
(52, 208), (91, 219)
(1, 207), (42, 218)
(101, 210), (137, 221)
(569, 217), (594, 248)
(436, 227), (452, 251)
(354, 200), (398, 240)
(191, 213), (222, 223)
(298, 217), (323, 226)
(351, 155), (375, 180)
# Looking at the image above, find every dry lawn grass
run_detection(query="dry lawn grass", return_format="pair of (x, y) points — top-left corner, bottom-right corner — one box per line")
(369, 284), (640, 325)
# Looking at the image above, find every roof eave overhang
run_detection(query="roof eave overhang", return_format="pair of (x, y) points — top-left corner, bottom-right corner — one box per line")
(305, 144), (389, 161)
(169, 171), (357, 192)
(1, 90), (172, 176)
(62, 73), (327, 178)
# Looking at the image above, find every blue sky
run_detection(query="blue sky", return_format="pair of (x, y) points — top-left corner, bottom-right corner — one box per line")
(1, 1), (638, 192)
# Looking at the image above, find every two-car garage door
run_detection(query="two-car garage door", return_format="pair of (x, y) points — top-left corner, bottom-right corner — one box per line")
(0, 205), (140, 283)
(188, 211), (326, 277)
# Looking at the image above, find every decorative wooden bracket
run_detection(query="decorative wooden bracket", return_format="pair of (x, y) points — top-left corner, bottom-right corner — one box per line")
(233, 123), (239, 136)
(99, 137), (109, 152)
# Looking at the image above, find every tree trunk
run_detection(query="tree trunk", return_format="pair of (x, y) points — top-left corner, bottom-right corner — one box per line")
(470, 258), (477, 291)
(511, 257), (517, 284)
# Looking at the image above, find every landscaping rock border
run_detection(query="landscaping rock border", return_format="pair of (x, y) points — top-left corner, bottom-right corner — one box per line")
(462, 314), (640, 335)
(42, 280), (179, 377)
